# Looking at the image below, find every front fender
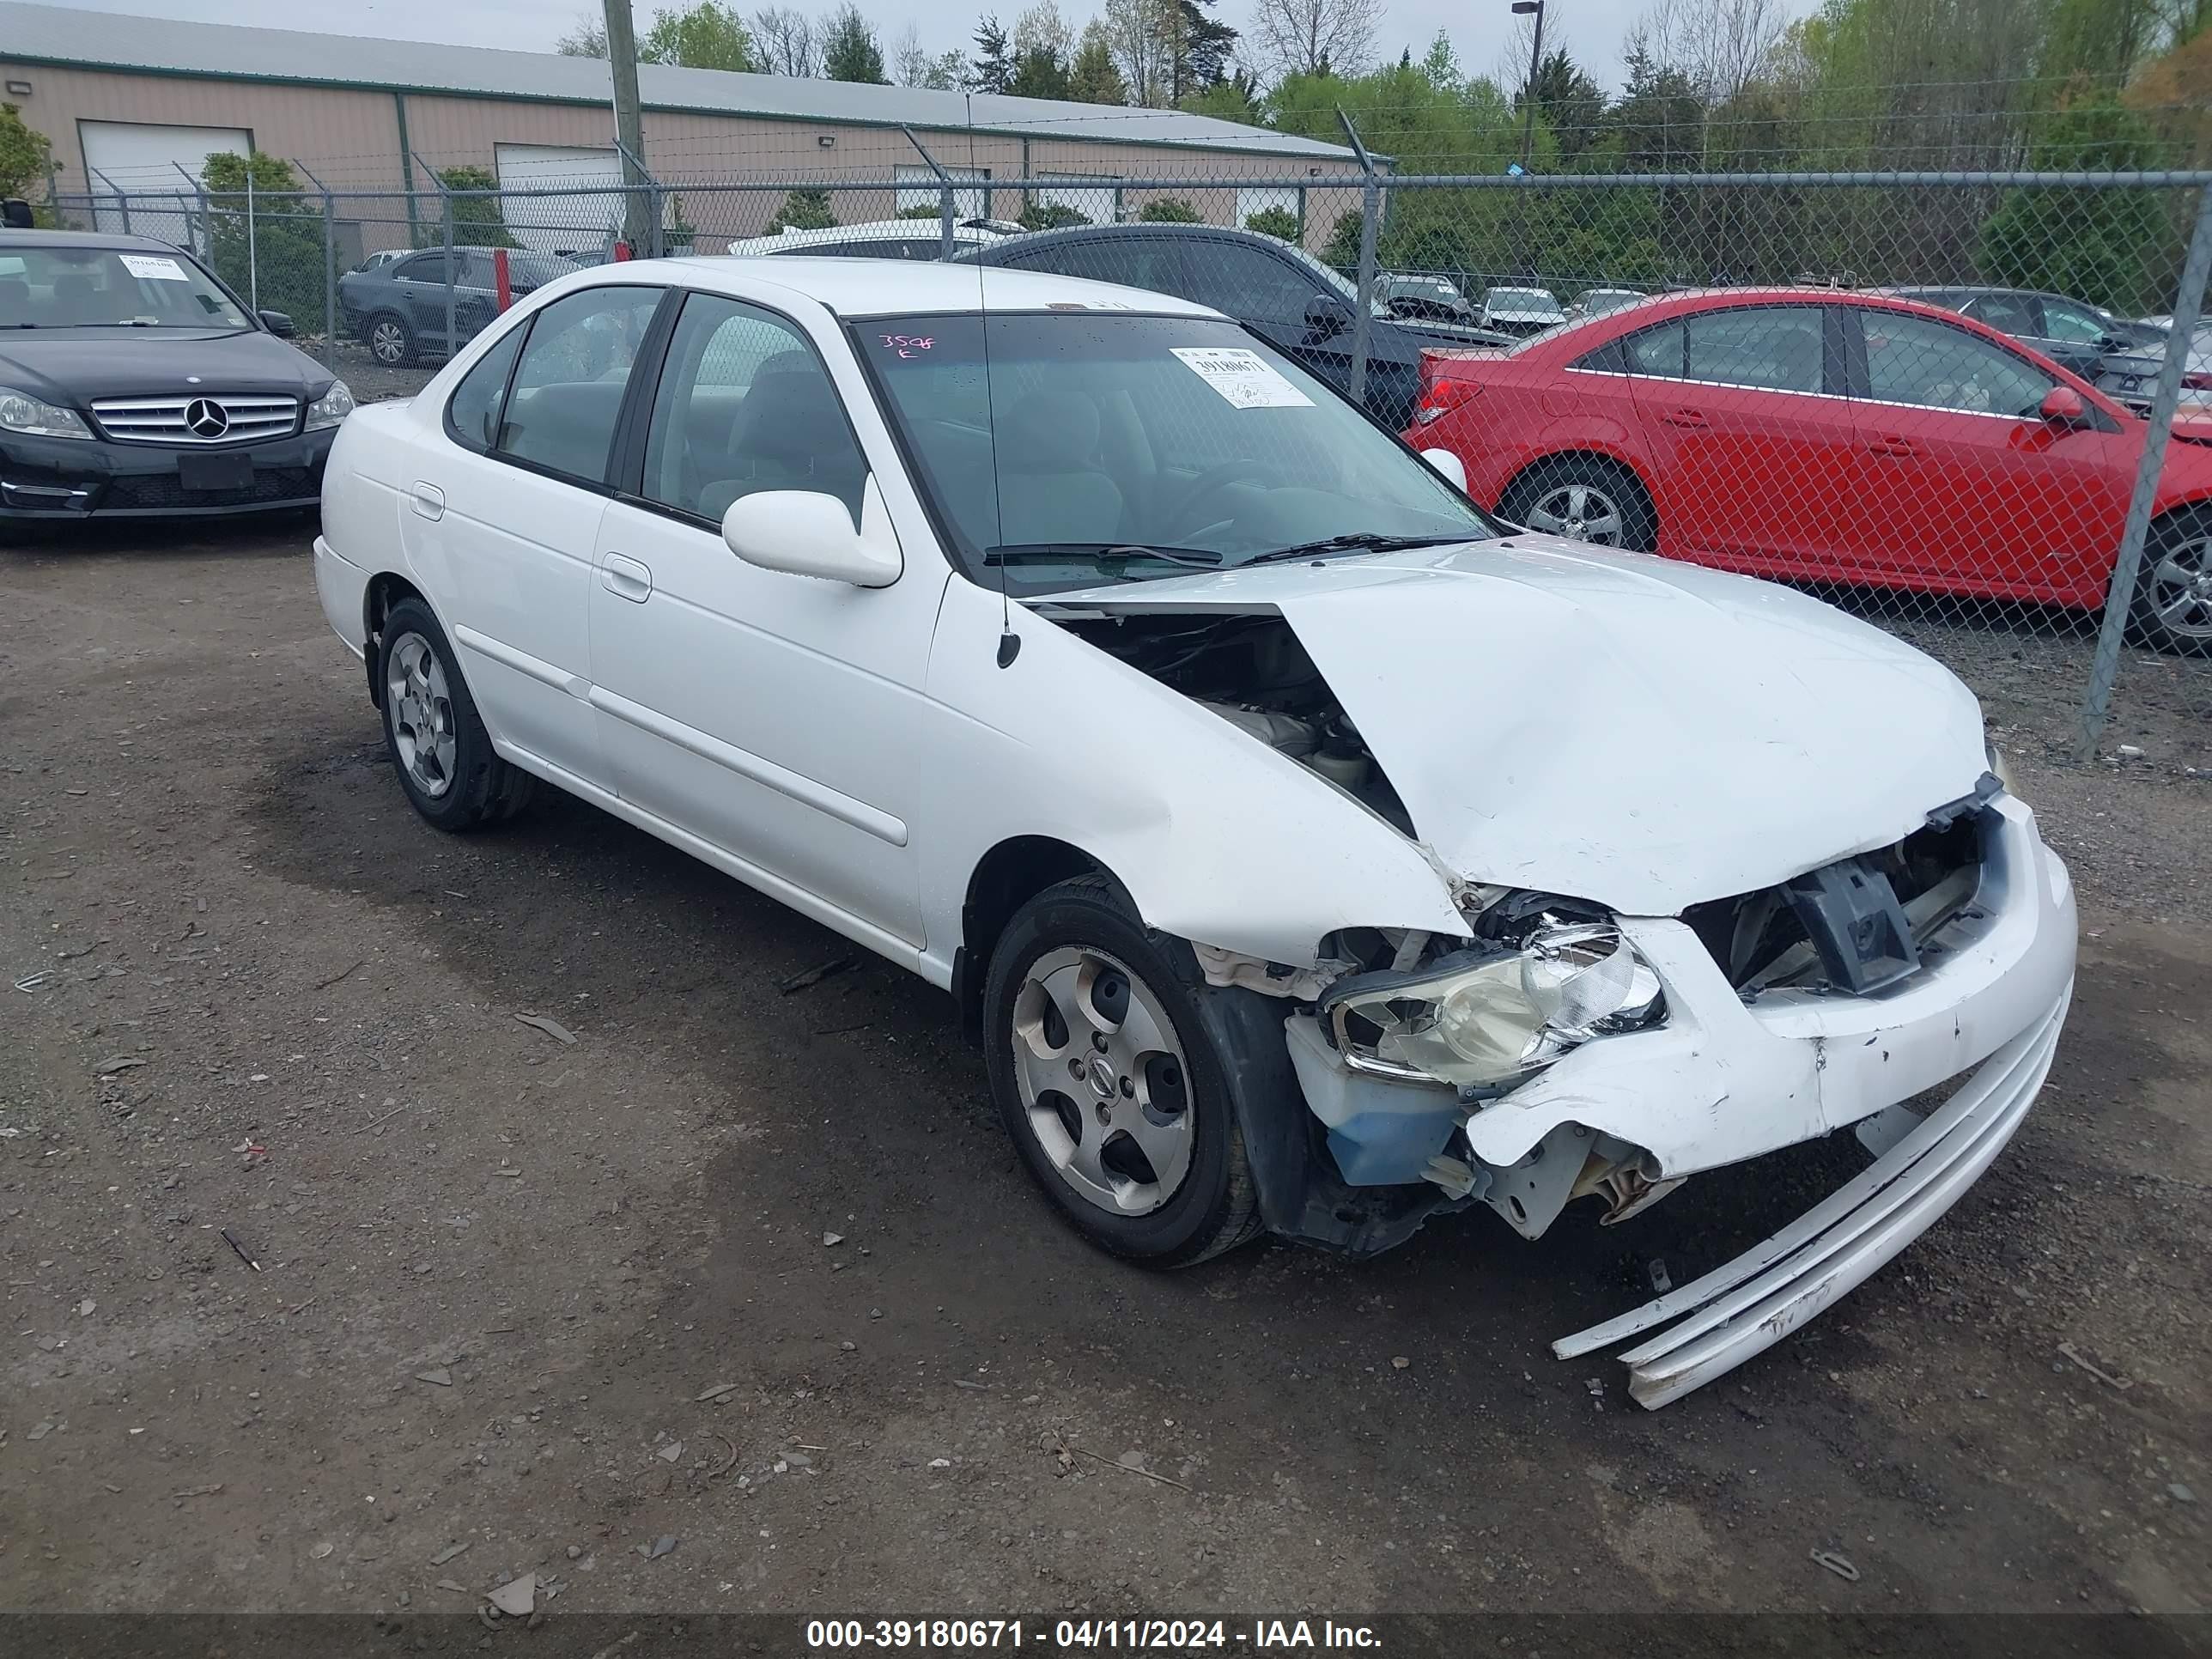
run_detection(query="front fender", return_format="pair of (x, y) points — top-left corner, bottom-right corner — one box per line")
(917, 575), (1464, 976)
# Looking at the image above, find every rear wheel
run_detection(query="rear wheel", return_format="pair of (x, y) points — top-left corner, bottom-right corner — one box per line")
(982, 877), (1261, 1267)
(2130, 506), (2212, 657)
(1501, 457), (1657, 552)
(376, 597), (535, 830)
(366, 312), (417, 368)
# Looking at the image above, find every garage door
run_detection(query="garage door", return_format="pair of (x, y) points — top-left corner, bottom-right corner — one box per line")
(494, 144), (624, 255)
(80, 119), (251, 242)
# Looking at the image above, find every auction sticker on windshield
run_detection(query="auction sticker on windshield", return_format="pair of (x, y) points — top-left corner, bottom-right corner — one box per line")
(1170, 346), (1314, 410)
(118, 253), (190, 282)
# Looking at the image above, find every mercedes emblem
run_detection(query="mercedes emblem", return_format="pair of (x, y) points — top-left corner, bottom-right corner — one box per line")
(184, 398), (230, 439)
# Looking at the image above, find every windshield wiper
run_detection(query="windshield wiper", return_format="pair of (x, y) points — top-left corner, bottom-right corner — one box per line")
(984, 542), (1225, 571)
(1242, 532), (1474, 567)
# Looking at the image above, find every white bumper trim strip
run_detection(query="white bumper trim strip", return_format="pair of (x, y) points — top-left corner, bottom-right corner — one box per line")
(1554, 981), (2069, 1407)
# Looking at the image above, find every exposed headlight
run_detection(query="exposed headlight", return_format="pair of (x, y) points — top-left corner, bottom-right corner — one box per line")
(0, 386), (93, 440)
(304, 380), (356, 431)
(1322, 917), (1664, 1090)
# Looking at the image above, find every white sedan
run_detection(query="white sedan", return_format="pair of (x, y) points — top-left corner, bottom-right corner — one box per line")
(313, 258), (2076, 1407)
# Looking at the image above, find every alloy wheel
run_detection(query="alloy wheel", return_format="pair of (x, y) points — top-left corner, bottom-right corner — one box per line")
(2148, 533), (2212, 641)
(1525, 481), (1626, 544)
(1009, 945), (1194, 1217)
(370, 319), (407, 365)
(386, 633), (458, 798)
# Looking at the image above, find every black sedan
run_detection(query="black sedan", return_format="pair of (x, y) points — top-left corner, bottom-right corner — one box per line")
(339, 246), (580, 367)
(0, 229), (350, 524)
(1879, 285), (2161, 379)
(962, 224), (1511, 429)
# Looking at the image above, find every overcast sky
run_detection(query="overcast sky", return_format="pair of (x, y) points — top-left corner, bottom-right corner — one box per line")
(65, 0), (1819, 100)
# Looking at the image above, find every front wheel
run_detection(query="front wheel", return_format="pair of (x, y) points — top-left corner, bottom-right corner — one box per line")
(2130, 506), (2212, 657)
(982, 877), (1261, 1267)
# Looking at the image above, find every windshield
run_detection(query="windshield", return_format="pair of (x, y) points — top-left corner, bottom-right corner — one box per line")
(0, 244), (252, 329)
(1487, 288), (1565, 316)
(853, 312), (1498, 595)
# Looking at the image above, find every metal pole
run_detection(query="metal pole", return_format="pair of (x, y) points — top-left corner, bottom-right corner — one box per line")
(94, 169), (131, 234)
(902, 125), (957, 262)
(295, 162), (340, 372)
(1338, 109), (1380, 410)
(1515, 1), (1546, 174)
(2076, 182), (2212, 758)
(603, 0), (652, 254)
(443, 189), (456, 362)
(246, 165), (258, 311)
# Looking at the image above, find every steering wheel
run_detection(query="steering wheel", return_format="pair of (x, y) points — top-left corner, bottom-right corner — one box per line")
(1162, 460), (1276, 538)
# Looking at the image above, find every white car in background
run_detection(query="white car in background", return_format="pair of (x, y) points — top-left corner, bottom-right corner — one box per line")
(721, 217), (1016, 262)
(312, 258), (2075, 1407)
(1478, 284), (1569, 335)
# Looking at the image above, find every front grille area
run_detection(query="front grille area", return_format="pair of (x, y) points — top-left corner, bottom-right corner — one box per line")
(90, 395), (300, 445)
(1684, 808), (1989, 998)
(103, 466), (318, 511)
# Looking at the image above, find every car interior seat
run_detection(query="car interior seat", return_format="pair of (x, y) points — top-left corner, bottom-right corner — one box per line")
(994, 389), (1122, 546)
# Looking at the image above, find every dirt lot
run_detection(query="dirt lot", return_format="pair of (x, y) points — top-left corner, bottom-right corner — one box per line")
(2, 520), (2207, 1633)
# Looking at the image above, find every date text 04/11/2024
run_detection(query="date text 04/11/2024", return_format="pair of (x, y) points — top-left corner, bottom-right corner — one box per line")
(802, 1620), (1383, 1650)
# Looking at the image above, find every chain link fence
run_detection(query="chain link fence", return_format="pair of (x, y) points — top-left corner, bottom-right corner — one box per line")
(43, 154), (2212, 764)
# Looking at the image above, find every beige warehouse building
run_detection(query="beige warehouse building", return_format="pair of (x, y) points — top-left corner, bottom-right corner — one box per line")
(1, 2), (1364, 258)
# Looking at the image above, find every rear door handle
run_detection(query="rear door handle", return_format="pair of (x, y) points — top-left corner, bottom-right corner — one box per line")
(409, 482), (445, 520)
(1659, 407), (1710, 429)
(1865, 434), (1924, 458)
(602, 551), (653, 603)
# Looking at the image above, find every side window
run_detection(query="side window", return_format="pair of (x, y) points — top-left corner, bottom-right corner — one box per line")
(641, 292), (868, 526)
(2040, 300), (2110, 344)
(1623, 319), (1686, 377)
(397, 252), (445, 283)
(1185, 243), (1310, 324)
(446, 324), (526, 452)
(1006, 238), (1190, 300)
(1682, 307), (1825, 392)
(495, 285), (665, 483)
(1964, 293), (2038, 336)
(1861, 311), (2055, 416)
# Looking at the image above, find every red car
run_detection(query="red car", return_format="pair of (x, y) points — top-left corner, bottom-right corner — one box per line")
(1406, 288), (2212, 653)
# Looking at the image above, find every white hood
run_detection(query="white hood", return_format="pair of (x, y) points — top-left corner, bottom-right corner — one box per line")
(1047, 539), (1989, 915)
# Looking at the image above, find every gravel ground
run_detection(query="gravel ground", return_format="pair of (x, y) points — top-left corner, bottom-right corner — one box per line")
(2, 521), (2205, 1636)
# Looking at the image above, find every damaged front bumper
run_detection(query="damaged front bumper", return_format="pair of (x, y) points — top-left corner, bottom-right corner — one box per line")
(1553, 987), (2066, 1406)
(1278, 793), (2077, 1402)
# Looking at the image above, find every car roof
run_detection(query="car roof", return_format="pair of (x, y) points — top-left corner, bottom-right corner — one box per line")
(721, 219), (1007, 257)
(0, 228), (193, 254)
(974, 222), (1299, 255)
(625, 253), (1226, 319)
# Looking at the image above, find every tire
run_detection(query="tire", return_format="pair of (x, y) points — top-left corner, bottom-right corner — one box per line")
(365, 311), (418, 368)
(2128, 505), (2212, 658)
(982, 876), (1261, 1267)
(1500, 456), (1657, 552)
(375, 597), (535, 831)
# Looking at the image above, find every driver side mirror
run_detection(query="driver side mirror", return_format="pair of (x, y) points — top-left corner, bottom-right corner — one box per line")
(2039, 385), (2089, 428)
(1304, 294), (1352, 336)
(1420, 447), (1468, 492)
(259, 309), (295, 337)
(721, 483), (902, 587)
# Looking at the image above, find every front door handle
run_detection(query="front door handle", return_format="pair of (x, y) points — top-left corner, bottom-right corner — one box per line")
(1865, 434), (1924, 459)
(602, 551), (653, 603)
(409, 482), (445, 520)
(1659, 406), (1711, 429)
